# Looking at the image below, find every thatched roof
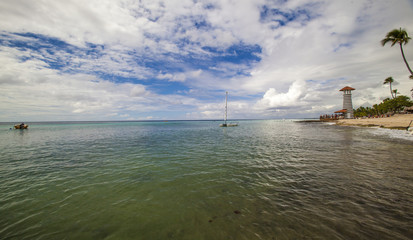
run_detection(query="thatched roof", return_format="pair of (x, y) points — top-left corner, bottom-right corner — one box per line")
(334, 109), (347, 113)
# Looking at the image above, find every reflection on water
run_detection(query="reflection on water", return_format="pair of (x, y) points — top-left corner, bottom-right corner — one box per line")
(0, 120), (412, 239)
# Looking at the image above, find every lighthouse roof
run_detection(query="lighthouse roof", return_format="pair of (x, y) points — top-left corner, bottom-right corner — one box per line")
(339, 86), (355, 91)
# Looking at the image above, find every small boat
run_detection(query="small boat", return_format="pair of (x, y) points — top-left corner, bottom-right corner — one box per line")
(220, 92), (238, 127)
(14, 123), (28, 129)
(220, 123), (239, 127)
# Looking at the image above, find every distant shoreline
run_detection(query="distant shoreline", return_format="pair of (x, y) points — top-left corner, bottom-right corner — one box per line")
(336, 114), (413, 130)
(0, 118), (315, 125)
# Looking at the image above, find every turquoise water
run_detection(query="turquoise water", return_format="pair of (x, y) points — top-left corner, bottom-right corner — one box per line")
(0, 120), (412, 239)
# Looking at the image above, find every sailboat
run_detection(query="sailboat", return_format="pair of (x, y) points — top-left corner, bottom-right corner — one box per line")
(219, 92), (238, 127)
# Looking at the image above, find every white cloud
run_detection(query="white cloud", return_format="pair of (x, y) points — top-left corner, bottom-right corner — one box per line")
(170, 73), (187, 82)
(0, 0), (413, 120)
(0, 46), (199, 121)
(257, 80), (307, 109)
(237, 0), (413, 117)
(129, 85), (148, 97)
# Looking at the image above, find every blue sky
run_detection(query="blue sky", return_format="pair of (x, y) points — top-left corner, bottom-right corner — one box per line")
(1, 0), (413, 121)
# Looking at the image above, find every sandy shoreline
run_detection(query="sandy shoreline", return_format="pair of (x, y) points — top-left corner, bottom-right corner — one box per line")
(336, 114), (413, 129)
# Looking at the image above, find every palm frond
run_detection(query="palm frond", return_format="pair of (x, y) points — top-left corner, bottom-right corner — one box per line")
(383, 77), (394, 84)
(381, 28), (411, 46)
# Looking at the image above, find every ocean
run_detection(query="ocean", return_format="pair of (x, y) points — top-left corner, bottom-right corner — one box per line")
(0, 120), (412, 239)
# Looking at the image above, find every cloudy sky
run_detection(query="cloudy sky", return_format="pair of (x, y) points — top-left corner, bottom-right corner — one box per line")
(1, 0), (413, 121)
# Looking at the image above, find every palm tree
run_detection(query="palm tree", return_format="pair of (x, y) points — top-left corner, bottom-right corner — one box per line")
(392, 89), (399, 98)
(373, 104), (379, 115)
(383, 77), (395, 98)
(381, 28), (413, 76)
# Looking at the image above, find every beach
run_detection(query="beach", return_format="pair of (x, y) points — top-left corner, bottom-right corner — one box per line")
(336, 114), (413, 129)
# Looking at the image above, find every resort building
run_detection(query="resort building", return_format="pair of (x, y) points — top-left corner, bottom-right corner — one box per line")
(335, 86), (355, 119)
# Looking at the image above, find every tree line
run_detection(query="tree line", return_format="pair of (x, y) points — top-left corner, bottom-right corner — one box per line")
(354, 96), (413, 118)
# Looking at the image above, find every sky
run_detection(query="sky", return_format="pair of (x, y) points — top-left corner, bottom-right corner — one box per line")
(1, 0), (413, 121)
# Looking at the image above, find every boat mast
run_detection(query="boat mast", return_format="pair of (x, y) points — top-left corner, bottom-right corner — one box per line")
(225, 91), (228, 125)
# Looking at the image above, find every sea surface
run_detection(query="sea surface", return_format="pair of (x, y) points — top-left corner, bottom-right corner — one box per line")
(0, 120), (412, 240)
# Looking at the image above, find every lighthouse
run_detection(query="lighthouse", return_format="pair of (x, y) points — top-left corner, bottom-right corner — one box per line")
(337, 86), (355, 119)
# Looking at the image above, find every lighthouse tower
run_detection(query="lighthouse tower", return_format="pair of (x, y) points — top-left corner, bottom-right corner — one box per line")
(339, 86), (355, 119)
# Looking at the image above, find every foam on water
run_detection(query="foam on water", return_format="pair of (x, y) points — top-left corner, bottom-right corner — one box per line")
(367, 127), (413, 141)
(338, 124), (413, 142)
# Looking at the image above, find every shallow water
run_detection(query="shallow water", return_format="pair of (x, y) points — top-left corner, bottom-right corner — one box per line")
(0, 120), (412, 239)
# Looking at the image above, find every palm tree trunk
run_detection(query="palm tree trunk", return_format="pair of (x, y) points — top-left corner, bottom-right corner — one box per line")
(390, 82), (394, 99)
(400, 43), (413, 75)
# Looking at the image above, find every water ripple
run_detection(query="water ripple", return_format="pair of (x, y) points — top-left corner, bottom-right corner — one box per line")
(0, 121), (412, 239)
